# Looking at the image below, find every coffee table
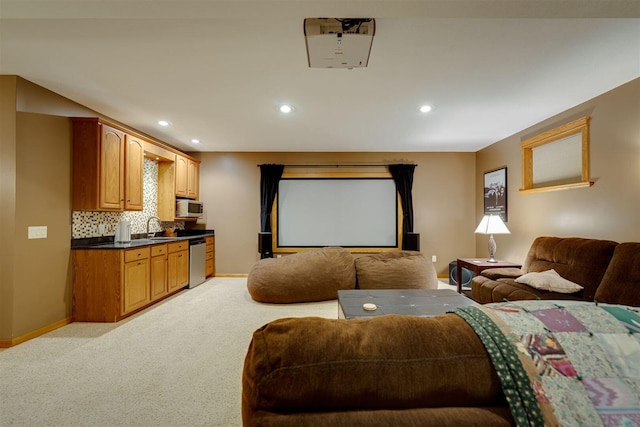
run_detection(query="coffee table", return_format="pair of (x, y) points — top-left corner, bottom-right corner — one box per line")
(337, 289), (478, 319)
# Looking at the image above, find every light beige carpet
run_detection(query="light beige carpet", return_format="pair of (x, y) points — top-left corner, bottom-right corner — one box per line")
(1, 277), (452, 426)
(0, 278), (338, 427)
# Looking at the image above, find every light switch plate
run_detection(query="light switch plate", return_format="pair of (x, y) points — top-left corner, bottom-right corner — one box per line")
(28, 226), (47, 239)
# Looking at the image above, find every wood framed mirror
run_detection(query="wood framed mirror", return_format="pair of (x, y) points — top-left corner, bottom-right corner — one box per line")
(520, 116), (594, 193)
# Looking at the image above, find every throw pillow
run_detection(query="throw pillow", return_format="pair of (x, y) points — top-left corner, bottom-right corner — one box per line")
(515, 269), (583, 294)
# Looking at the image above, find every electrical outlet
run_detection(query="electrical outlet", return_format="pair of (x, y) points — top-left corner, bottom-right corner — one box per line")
(432, 255), (437, 262)
(98, 223), (106, 235)
(28, 226), (47, 239)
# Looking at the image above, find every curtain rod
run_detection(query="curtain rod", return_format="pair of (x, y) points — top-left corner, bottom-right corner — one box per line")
(257, 163), (416, 167)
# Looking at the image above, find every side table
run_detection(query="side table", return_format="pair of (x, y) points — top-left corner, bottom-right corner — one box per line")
(456, 258), (522, 296)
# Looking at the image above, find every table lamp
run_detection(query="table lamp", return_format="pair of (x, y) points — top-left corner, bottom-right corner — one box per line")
(475, 214), (510, 262)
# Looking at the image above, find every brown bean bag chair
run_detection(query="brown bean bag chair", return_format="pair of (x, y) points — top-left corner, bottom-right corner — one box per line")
(355, 251), (438, 290)
(247, 247), (356, 303)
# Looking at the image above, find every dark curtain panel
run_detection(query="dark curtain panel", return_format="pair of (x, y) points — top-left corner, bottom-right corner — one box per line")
(389, 164), (416, 249)
(259, 164), (284, 232)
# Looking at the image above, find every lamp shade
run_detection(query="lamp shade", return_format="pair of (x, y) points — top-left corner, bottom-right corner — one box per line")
(475, 215), (510, 235)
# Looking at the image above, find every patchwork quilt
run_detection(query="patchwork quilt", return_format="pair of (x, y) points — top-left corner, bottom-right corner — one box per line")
(454, 301), (640, 427)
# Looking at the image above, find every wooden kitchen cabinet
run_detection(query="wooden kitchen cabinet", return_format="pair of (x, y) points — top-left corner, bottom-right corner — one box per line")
(175, 155), (199, 199)
(175, 155), (189, 198)
(72, 118), (143, 211)
(124, 134), (144, 210)
(150, 244), (168, 300)
(122, 248), (151, 315)
(187, 159), (199, 199)
(205, 236), (215, 277)
(73, 244), (183, 322)
(157, 156), (201, 221)
(167, 241), (189, 292)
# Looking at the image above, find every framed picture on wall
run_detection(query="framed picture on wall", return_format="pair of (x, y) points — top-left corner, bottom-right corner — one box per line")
(483, 167), (508, 222)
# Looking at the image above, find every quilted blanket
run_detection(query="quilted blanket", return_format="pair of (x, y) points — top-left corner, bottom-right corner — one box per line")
(454, 301), (640, 427)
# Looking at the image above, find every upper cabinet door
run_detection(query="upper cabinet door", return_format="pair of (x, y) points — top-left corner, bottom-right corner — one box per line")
(175, 155), (188, 198)
(125, 135), (144, 210)
(99, 124), (125, 210)
(187, 159), (199, 200)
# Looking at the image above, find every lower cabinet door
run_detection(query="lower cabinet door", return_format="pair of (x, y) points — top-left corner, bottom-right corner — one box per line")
(150, 255), (168, 300)
(178, 250), (189, 287)
(167, 252), (184, 292)
(122, 258), (151, 314)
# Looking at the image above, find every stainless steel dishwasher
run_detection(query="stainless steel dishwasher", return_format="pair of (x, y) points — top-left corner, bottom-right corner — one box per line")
(188, 237), (207, 288)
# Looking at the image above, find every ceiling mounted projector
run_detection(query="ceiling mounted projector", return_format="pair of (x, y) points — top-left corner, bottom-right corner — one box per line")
(304, 18), (376, 69)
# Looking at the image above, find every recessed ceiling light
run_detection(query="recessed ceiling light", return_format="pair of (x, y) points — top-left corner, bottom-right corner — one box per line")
(279, 105), (294, 113)
(158, 120), (170, 126)
(191, 139), (200, 144)
(419, 105), (432, 113)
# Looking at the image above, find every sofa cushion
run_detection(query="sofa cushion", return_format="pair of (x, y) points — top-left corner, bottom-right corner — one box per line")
(480, 267), (524, 280)
(594, 242), (640, 306)
(355, 251), (438, 290)
(471, 275), (583, 304)
(515, 269), (583, 294)
(246, 247), (356, 303)
(522, 236), (618, 300)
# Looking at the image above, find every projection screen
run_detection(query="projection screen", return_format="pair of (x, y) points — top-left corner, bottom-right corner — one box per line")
(276, 178), (398, 248)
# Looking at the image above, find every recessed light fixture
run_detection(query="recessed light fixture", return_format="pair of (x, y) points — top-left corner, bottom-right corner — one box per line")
(279, 105), (294, 113)
(191, 139), (200, 144)
(419, 105), (432, 113)
(158, 120), (170, 126)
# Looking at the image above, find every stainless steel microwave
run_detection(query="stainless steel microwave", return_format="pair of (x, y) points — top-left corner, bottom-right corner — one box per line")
(176, 199), (204, 218)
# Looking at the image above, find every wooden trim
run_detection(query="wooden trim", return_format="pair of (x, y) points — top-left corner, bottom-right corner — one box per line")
(520, 116), (591, 193)
(0, 317), (73, 348)
(519, 181), (594, 194)
(215, 273), (248, 277)
(143, 141), (175, 162)
(520, 116), (589, 149)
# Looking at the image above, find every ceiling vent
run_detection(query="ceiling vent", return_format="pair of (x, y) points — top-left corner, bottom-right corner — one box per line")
(304, 18), (376, 69)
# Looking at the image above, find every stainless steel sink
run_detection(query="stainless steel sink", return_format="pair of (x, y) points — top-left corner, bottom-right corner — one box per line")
(148, 236), (179, 241)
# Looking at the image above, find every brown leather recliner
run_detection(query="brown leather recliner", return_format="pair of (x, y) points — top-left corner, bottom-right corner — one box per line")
(471, 236), (640, 304)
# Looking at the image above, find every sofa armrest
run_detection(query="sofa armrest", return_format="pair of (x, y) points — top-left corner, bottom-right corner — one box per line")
(479, 267), (524, 280)
(242, 315), (505, 424)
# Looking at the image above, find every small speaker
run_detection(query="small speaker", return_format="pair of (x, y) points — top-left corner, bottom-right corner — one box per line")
(448, 261), (474, 288)
(258, 232), (273, 258)
(404, 232), (420, 251)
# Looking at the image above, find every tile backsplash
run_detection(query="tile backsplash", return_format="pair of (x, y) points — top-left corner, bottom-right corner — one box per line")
(72, 159), (184, 238)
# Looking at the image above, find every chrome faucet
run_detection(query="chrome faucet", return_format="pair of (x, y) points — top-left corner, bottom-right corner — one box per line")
(146, 216), (162, 239)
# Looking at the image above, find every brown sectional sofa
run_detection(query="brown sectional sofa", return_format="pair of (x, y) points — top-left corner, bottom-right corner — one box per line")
(471, 236), (640, 306)
(242, 236), (640, 426)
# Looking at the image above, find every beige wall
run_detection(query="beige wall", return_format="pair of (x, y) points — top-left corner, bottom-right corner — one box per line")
(476, 77), (640, 264)
(1, 77), (90, 342)
(0, 76), (18, 339)
(196, 152), (476, 276)
(14, 113), (72, 335)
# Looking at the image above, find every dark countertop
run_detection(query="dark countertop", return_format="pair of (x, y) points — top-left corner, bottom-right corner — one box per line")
(71, 229), (214, 250)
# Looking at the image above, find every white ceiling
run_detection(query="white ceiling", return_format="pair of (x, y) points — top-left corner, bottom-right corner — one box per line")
(1, 0), (639, 153)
